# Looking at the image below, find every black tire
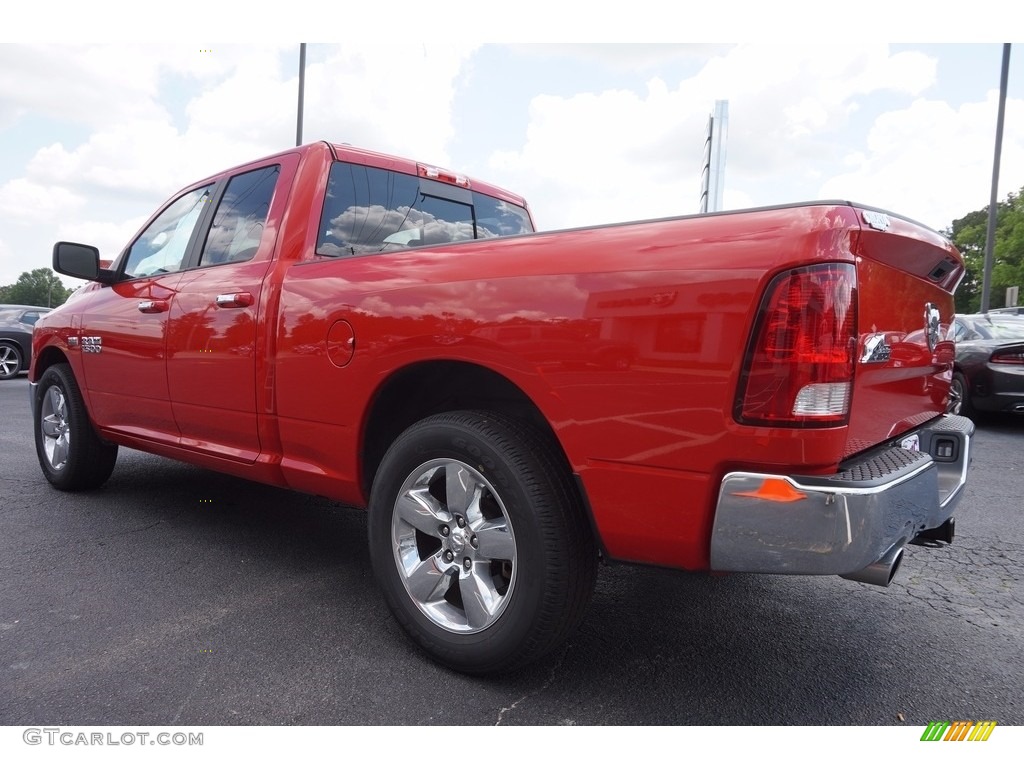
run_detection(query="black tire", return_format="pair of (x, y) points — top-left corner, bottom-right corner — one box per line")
(368, 410), (597, 674)
(0, 341), (22, 380)
(33, 363), (118, 491)
(949, 372), (974, 419)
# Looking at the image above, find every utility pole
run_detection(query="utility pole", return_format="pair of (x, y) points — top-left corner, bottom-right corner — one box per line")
(296, 43), (307, 147)
(981, 44), (1011, 313)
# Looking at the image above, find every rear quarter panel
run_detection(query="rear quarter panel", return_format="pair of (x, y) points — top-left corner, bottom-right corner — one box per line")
(274, 204), (869, 568)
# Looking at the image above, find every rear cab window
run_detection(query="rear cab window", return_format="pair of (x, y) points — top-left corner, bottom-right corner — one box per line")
(316, 161), (533, 258)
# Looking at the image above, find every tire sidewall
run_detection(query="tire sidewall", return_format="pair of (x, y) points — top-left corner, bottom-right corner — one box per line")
(34, 365), (82, 489)
(369, 415), (551, 672)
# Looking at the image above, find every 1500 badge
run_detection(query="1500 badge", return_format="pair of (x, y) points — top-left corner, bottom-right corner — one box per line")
(81, 336), (103, 354)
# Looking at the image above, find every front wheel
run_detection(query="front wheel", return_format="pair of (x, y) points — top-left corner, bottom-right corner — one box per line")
(34, 363), (118, 490)
(368, 411), (596, 674)
(0, 341), (22, 380)
(949, 372), (974, 419)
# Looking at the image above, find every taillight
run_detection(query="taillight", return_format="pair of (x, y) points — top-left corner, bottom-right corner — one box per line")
(991, 348), (1024, 365)
(736, 263), (857, 426)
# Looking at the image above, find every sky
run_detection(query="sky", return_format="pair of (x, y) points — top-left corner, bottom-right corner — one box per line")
(2, 5), (1023, 291)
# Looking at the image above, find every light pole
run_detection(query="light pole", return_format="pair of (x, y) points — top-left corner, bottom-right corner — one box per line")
(981, 43), (1012, 313)
(296, 43), (306, 147)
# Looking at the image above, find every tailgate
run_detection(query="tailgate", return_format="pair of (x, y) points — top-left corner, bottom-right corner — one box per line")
(846, 207), (964, 458)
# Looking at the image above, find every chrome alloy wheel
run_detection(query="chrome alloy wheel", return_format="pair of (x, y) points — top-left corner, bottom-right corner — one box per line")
(948, 376), (964, 415)
(0, 343), (21, 379)
(39, 384), (71, 471)
(391, 459), (517, 634)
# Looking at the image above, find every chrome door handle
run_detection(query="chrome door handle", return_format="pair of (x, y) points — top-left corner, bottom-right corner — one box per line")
(138, 300), (169, 313)
(215, 292), (253, 308)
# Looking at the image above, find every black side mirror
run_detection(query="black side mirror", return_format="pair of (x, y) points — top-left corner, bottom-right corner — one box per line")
(53, 242), (112, 283)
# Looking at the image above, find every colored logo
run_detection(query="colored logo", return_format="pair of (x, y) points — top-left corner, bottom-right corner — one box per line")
(921, 720), (997, 742)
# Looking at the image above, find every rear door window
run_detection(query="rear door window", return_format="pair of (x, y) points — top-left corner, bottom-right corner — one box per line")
(199, 165), (280, 266)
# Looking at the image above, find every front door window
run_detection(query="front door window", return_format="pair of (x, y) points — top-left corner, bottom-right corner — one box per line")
(123, 187), (213, 278)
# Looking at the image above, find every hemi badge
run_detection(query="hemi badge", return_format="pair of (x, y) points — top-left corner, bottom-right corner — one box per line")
(67, 336), (79, 347)
(863, 211), (891, 231)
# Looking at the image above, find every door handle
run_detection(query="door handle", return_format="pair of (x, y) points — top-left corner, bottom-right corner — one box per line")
(215, 292), (254, 309)
(138, 300), (169, 313)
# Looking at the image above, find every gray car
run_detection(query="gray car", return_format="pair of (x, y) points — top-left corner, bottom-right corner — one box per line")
(950, 313), (1024, 418)
(0, 305), (50, 380)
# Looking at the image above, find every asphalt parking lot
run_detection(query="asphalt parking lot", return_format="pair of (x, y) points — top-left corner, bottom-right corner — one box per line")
(1, 375), (1022, 726)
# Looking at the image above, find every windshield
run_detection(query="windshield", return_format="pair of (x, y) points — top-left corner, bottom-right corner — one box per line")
(0, 309), (46, 325)
(971, 318), (1024, 340)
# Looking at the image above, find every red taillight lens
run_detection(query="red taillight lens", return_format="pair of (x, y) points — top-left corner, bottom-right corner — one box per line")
(736, 263), (857, 426)
(991, 348), (1024, 365)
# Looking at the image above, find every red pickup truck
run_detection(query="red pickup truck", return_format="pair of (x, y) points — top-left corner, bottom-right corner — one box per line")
(33, 141), (973, 673)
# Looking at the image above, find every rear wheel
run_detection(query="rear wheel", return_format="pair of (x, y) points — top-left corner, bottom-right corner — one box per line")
(368, 410), (596, 674)
(0, 341), (22, 380)
(34, 364), (118, 490)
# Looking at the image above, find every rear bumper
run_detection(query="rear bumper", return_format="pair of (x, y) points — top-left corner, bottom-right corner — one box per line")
(709, 414), (973, 583)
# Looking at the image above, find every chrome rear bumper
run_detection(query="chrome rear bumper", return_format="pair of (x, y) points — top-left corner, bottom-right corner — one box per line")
(709, 414), (973, 583)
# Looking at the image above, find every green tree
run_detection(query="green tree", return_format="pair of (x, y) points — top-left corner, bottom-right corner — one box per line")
(0, 268), (73, 308)
(949, 186), (1024, 313)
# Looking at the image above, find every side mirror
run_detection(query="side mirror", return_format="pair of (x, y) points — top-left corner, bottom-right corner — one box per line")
(53, 241), (113, 283)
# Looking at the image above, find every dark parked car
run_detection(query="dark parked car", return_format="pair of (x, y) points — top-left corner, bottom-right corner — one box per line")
(0, 305), (50, 380)
(949, 313), (1024, 418)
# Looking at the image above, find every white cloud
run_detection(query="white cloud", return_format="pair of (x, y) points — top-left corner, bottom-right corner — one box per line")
(184, 47), (299, 146)
(5, 43), (477, 209)
(298, 44), (480, 165)
(695, 46), (935, 177)
(55, 216), (150, 262)
(0, 44), (245, 129)
(0, 42), (484, 286)
(0, 178), (84, 221)
(819, 94), (1024, 230)
(485, 45), (947, 230)
(28, 122), (277, 199)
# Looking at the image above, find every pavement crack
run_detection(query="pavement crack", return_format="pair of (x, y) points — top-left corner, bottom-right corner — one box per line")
(494, 646), (568, 726)
(171, 655), (211, 726)
(105, 512), (186, 539)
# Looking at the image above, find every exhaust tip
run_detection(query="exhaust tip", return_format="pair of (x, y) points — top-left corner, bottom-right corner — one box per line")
(841, 545), (904, 587)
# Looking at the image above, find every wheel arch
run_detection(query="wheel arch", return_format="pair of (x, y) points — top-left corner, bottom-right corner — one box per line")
(31, 345), (71, 380)
(360, 360), (564, 498)
(0, 335), (27, 352)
